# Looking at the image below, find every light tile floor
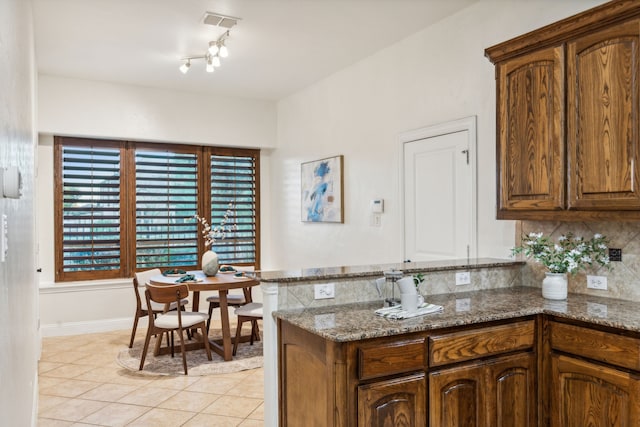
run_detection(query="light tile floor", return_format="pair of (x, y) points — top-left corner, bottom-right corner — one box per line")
(38, 322), (264, 426)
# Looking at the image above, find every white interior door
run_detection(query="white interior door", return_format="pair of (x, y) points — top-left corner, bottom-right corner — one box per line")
(402, 117), (476, 261)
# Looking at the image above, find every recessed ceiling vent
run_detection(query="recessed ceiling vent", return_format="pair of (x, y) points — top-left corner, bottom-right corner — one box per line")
(203, 12), (240, 29)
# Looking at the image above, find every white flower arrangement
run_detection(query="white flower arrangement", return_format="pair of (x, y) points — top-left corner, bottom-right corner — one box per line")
(193, 204), (236, 248)
(512, 232), (611, 275)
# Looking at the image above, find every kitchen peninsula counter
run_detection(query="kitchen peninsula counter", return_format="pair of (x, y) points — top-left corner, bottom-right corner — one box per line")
(276, 286), (640, 426)
(273, 286), (640, 341)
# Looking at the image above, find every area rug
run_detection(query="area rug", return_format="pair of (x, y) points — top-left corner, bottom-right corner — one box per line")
(117, 329), (263, 376)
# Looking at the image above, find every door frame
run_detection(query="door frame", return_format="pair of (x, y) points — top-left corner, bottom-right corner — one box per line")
(398, 116), (478, 262)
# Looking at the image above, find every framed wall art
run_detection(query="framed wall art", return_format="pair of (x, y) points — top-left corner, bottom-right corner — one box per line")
(301, 155), (344, 223)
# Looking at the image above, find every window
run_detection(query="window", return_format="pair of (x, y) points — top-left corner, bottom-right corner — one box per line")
(54, 137), (260, 282)
(56, 140), (125, 280)
(210, 149), (259, 265)
(134, 146), (199, 270)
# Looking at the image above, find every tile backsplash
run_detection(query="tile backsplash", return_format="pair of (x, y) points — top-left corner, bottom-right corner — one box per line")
(276, 264), (522, 311)
(519, 221), (640, 301)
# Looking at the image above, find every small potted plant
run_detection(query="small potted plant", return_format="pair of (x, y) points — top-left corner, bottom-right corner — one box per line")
(512, 232), (610, 300)
(413, 273), (425, 289)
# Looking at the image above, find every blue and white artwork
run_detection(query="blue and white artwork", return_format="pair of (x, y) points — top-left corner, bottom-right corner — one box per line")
(301, 155), (343, 223)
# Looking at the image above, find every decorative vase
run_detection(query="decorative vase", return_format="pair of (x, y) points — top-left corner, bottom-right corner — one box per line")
(542, 272), (567, 300)
(201, 250), (219, 276)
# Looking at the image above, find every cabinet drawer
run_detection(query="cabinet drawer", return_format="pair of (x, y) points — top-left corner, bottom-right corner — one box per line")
(429, 320), (535, 367)
(550, 321), (640, 371)
(358, 338), (426, 381)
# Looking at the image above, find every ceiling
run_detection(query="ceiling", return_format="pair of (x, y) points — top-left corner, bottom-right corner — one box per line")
(32, 0), (477, 101)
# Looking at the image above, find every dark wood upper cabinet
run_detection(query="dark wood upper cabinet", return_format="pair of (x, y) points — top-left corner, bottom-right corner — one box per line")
(497, 46), (565, 213)
(486, 0), (640, 220)
(567, 19), (640, 210)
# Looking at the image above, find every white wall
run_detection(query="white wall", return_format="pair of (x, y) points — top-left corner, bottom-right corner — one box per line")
(269, 0), (606, 271)
(38, 75), (277, 148)
(0, 0), (38, 424)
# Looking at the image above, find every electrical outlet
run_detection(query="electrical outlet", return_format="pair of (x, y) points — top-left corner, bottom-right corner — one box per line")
(587, 275), (607, 290)
(455, 271), (471, 286)
(314, 283), (335, 299)
(609, 248), (622, 262)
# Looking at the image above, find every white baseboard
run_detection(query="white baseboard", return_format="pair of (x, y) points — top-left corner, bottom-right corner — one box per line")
(40, 316), (144, 337)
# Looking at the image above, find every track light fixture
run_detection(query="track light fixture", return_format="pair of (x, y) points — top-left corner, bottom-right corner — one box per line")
(179, 10), (239, 75)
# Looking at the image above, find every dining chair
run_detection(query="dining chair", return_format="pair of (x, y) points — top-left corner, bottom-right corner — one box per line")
(206, 289), (250, 334)
(205, 266), (254, 334)
(232, 302), (263, 356)
(129, 268), (189, 348)
(139, 283), (212, 375)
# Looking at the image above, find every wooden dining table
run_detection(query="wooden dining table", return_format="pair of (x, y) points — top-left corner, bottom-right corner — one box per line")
(149, 270), (260, 361)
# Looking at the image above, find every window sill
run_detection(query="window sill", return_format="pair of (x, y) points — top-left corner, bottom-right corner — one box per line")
(39, 278), (131, 294)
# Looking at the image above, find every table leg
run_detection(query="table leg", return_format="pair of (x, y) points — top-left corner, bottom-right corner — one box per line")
(190, 290), (201, 337)
(218, 290), (233, 361)
(191, 291), (200, 312)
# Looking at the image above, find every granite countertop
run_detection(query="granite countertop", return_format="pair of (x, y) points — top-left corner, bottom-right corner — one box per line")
(259, 257), (522, 283)
(273, 287), (640, 342)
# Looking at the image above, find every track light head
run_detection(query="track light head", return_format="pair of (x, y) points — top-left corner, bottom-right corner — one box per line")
(219, 42), (228, 58)
(179, 59), (191, 74)
(208, 41), (219, 56)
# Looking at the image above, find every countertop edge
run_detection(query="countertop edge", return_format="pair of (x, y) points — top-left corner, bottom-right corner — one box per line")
(260, 258), (523, 283)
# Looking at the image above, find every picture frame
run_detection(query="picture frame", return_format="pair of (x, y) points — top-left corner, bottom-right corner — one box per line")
(301, 155), (344, 223)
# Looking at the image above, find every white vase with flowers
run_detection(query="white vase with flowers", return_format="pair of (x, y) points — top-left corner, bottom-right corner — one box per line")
(194, 204), (236, 277)
(512, 232), (611, 300)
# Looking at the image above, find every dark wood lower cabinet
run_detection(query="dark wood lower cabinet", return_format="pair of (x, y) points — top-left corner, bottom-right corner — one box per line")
(429, 360), (485, 427)
(279, 316), (640, 426)
(550, 354), (640, 427)
(488, 353), (537, 427)
(429, 352), (536, 427)
(357, 373), (426, 427)
(279, 317), (537, 426)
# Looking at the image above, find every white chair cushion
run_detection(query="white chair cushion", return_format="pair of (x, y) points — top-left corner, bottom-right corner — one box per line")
(235, 302), (263, 318)
(135, 268), (162, 287)
(154, 311), (209, 329)
(206, 294), (246, 304)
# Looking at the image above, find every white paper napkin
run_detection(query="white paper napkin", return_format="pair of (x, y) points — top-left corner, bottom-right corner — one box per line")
(375, 303), (443, 319)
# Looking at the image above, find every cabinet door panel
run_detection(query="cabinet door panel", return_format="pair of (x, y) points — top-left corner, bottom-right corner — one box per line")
(568, 19), (640, 209)
(357, 373), (426, 427)
(497, 45), (564, 213)
(488, 353), (537, 427)
(551, 354), (640, 427)
(429, 363), (485, 427)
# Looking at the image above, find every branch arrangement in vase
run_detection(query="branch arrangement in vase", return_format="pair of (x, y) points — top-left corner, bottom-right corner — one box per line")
(512, 232), (611, 274)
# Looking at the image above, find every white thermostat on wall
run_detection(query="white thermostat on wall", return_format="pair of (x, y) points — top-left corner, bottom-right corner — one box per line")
(371, 199), (384, 213)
